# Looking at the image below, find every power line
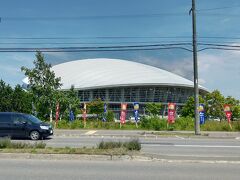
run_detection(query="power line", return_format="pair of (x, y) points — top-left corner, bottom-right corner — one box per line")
(0, 13), (187, 21)
(198, 47), (240, 52)
(0, 46), (193, 53)
(197, 5), (240, 11)
(0, 41), (191, 45)
(0, 36), (192, 40)
(2, 36), (240, 40)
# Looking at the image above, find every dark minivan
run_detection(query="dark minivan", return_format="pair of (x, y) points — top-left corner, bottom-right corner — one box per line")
(0, 112), (53, 140)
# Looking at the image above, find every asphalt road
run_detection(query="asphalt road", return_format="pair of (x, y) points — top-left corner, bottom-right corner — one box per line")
(12, 130), (240, 161)
(0, 159), (239, 180)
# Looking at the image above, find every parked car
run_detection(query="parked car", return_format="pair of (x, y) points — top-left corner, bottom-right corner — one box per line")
(0, 112), (53, 140)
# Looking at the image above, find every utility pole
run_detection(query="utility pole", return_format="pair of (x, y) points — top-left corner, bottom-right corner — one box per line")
(191, 0), (200, 135)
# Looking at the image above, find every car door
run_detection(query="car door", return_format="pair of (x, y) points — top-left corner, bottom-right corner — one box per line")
(0, 114), (12, 137)
(11, 114), (28, 138)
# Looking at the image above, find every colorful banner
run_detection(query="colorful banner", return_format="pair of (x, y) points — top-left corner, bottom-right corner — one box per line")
(69, 109), (75, 121)
(133, 102), (139, 122)
(168, 103), (176, 124)
(102, 103), (107, 122)
(120, 103), (127, 124)
(224, 104), (232, 123)
(55, 102), (60, 122)
(83, 103), (87, 122)
(199, 104), (205, 125)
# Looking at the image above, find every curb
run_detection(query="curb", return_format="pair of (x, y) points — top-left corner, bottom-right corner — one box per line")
(1, 153), (240, 164)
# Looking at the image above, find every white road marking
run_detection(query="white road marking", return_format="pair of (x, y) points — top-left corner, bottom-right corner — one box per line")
(175, 135), (185, 140)
(143, 144), (240, 148)
(235, 137), (240, 140)
(85, 130), (97, 135)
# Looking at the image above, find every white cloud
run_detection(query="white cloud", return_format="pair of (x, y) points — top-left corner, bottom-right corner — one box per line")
(198, 50), (240, 99)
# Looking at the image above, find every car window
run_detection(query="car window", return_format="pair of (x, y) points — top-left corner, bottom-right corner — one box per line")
(12, 114), (28, 124)
(24, 114), (42, 124)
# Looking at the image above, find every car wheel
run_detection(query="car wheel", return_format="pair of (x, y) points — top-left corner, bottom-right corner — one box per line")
(30, 131), (40, 140)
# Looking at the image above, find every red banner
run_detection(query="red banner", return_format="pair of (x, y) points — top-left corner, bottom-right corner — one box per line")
(168, 103), (176, 124)
(55, 102), (60, 122)
(120, 103), (127, 124)
(224, 104), (232, 123)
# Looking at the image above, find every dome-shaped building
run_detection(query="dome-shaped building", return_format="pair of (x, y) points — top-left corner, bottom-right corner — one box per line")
(23, 58), (208, 118)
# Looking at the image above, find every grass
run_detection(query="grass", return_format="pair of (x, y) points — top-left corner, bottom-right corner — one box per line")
(0, 137), (46, 149)
(98, 139), (141, 151)
(54, 118), (240, 131)
(0, 137), (141, 155)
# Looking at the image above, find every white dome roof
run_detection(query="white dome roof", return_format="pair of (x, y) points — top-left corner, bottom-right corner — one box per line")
(52, 58), (204, 90)
(23, 58), (207, 91)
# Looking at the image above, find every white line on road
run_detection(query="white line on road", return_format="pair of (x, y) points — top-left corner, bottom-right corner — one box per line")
(175, 135), (185, 140)
(235, 137), (240, 140)
(143, 144), (240, 148)
(85, 131), (97, 135)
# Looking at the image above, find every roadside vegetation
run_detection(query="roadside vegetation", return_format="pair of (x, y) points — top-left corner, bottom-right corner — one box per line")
(0, 137), (141, 155)
(55, 117), (240, 131)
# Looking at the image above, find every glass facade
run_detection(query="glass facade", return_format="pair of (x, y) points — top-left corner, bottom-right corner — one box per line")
(77, 86), (205, 119)
(78, 86), (196, 105)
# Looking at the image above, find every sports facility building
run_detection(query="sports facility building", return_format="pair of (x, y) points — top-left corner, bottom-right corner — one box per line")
(23, 58), (208, 118)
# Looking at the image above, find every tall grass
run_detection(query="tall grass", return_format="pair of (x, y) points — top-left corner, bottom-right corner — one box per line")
(0, 137), (46, 149)
(98, 139), (141, 151)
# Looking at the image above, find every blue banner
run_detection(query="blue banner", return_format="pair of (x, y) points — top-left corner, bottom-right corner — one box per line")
(133, 102), (139, 122)
(69, 110), (75, 121)
(199, 112), (205, 125)
(199, 104), (205, 125)
(102, 103), (107, 122)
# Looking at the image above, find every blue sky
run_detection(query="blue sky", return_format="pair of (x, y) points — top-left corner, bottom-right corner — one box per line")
(0, 0), (240, 99)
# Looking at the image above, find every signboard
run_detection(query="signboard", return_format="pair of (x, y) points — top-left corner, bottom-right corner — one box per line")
(120, 103), (127, 124)
(133, 102), (139, 122)
(199, 104), (205, 125)
(168, 103), (176, 124)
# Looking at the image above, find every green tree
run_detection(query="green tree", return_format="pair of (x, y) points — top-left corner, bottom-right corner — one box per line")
(0, 80), (13, 111)
(225, 96), (240, 120)
(55, 85), (80, 120)
(11, 85), (32, 113)
(106, 110), (115, 122)
(180, 96), (205, 118)
(205, 90), (225, 120)
(21, 52), (62, 120)
(145, 103), (162, 116)
(87, 98), (104, 119)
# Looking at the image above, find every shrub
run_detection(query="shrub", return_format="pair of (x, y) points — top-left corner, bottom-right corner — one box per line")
(57, 120), (70, 129)
(233, 121), (240, 131)
(124, 139), (141, 151)
(174, 117), (194, 130)
(70, 120), (84, 129)
(98, 139), (141, 151)
(202, 121), (233, 131)
(140, 116), (167, 131)
(106, 111), (115, 122)
(0, 137), (11, 148)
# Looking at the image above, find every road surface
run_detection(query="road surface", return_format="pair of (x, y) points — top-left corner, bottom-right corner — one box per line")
(11, 130), (240, 161)
(0, 159), (239, 180)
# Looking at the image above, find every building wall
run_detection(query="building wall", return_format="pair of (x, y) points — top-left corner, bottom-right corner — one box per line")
(78, 85), (203, 119)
